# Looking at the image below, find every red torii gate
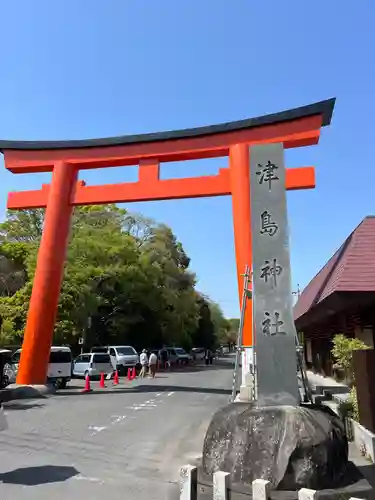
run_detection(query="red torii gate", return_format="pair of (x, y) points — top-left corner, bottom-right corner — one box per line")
(0, 98), (335, 386)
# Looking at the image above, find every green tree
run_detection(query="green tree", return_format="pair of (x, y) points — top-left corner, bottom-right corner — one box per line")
(0, 209), (44, 243)
(0, 254), (26, 297)
(208, 301), (229, 345)
(331, 334), (370, 422)
(0, 206), (219, 353)
(218, 317), (239, 347)
(331, 333), (369, 385)
(191, 295), (216, 349)
(140, 224), (198, 348)
(228, 318), (240, 333)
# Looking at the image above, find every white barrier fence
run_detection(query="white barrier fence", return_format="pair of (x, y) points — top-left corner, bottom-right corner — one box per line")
(179, 465), (365, 500)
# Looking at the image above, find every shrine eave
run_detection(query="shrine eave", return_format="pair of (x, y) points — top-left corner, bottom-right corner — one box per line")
(0, 98), (335, 152)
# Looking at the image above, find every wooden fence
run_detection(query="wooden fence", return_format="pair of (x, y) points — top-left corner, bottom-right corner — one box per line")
(179, 465), (365, 500)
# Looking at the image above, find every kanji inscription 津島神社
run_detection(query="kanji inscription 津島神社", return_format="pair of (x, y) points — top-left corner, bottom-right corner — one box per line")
(250, 142), (300, 407)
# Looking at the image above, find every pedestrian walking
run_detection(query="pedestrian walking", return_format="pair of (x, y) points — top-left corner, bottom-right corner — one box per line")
(148, 351), (158, 378)
(139, 349), (149, 378)
(160, 348), (170, 370)
(0, 401), (7, 432)
(205, 348), (213, 366)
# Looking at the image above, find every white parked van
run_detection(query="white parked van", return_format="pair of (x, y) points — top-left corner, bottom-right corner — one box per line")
(108, 346), (139, 374)
(12, 346), (72, 389)
(90, 345), (139, 374)
(73, 352), (113, 379)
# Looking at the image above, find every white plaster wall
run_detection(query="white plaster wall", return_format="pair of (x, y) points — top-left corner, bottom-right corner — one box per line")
(351, 419), (375, 462)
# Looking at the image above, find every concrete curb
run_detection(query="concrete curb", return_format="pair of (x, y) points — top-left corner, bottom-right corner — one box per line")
(1, 384), (56, 401)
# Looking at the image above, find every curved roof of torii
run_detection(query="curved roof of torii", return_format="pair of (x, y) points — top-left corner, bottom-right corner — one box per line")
(0, 98), (335, 151)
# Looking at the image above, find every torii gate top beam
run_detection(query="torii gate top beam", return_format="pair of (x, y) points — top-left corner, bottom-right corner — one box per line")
(0, 98), (335, 174)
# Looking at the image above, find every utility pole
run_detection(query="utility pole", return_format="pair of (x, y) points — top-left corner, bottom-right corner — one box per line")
(292, 283), (301, 298)
(292, 284), (301, 305)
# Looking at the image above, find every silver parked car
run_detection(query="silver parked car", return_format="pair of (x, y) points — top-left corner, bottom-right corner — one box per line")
(167, 347), (190, 365)
(73, 353), (113, 378)
(191, 347), (206, 361)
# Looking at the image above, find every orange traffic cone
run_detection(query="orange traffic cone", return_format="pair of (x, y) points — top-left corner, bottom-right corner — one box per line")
(132, 367), (136, 379)
(82, 374), (92, 392)
(127, 368), (131, 380)
(113, 370), (119, 385)
(99, 372), (106, 389)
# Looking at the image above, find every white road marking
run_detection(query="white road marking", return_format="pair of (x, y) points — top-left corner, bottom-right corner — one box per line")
(130, 404), (156, 410)
(112, 415), (127, 423)
(155, 393), (163, 397)
(167, 391), (174, 396)
(90, 394), (165, 435)
(89, 415), (127, 435)
(88, 425), (107, 435)
(74, 474), (105, 485)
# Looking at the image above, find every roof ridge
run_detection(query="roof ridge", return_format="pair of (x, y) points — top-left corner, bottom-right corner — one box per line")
(311, 234), (353, 307)
(313, 216), (368, 268)
(294, 215), (373, 322)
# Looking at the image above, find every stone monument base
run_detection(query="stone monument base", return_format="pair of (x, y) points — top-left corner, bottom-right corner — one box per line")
(235, 372), (255, 403)
(201, 402), (359, 493)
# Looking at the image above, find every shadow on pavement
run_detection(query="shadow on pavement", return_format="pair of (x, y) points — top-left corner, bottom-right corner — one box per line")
(168, 362), (234, 373)
(4, 402), (45, 411)
(0, 465), (79, 486)
(57, 383), (231, 397)
(126, 384), (232, 396)
(357, 463), (375, 491)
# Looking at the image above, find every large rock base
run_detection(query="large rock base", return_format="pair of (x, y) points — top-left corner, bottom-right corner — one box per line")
(2, 384), (56, 401)
(202, 403), (350, 492)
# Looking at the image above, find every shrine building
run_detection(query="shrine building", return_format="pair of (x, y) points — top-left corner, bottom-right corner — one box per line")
(294, 215), (375, 377)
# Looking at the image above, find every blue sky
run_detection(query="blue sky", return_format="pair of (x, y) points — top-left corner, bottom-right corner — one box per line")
(0, 1), (374, 318)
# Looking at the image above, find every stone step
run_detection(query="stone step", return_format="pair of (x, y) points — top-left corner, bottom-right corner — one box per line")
(310, 389), (349, 407)
(311, 393), (327, 404)
(310, 383), (349, 396)
(332, 392), (350, 405)
(322, 400), (341, 417)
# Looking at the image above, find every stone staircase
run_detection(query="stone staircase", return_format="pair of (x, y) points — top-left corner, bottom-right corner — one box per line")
(306, 370), (350, 416)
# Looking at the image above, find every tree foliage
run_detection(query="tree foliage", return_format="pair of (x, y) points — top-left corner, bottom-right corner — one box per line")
(331, 333), (369, 385)
(0, 206), (232, 353)
(332, 334), (369, 422)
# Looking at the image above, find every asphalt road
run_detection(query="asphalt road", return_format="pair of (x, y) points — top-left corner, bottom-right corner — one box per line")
(0, 359), (233, 500)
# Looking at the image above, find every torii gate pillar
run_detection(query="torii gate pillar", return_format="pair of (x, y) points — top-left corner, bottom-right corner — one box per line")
(18, 163), (78, 384)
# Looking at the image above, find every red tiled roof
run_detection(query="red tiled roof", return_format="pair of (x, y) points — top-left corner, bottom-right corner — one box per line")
(294, 216), (375, 321)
